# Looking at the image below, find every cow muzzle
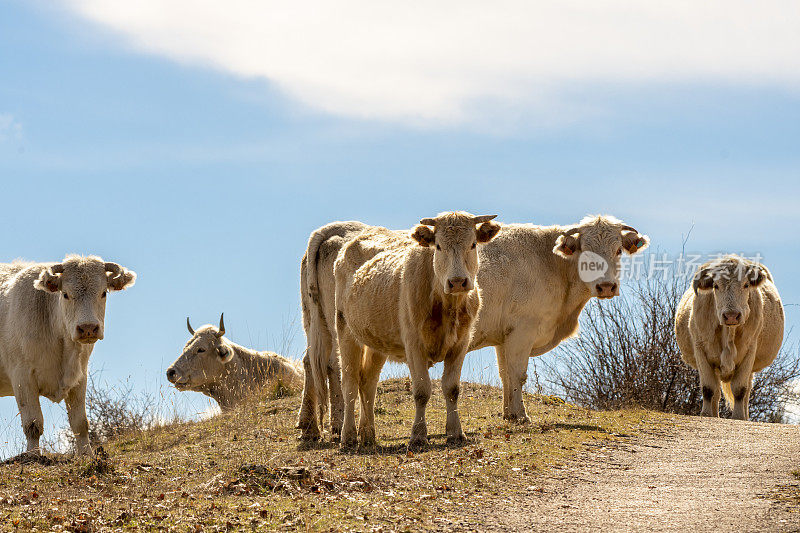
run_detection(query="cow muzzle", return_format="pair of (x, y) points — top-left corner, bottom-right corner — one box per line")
(75, 323), (102, 344)
(166, 367), (188, 387)
(594, 282), (619, 299)
(722, 311), (742, 326)
(445, 276), (473, 294)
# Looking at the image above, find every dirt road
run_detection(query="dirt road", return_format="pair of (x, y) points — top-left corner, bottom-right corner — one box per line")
(463, 416), (800, 532)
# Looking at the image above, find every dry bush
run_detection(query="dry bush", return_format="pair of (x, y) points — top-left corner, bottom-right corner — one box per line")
(544, 274), (800, 422)
(61, 375), (165, 451)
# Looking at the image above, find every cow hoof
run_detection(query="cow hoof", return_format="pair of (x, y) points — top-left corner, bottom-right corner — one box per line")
(299, 432), (321, 443)
(446, 433), (467, 447)
(504, 413), (530, 425)
(408, 436), (428, 451)
(340, 439), (358, 452)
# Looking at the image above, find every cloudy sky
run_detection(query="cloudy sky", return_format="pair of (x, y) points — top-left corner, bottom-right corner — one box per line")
(0, 1), (798, 455)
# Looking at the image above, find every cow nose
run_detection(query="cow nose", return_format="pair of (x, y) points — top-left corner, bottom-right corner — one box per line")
(447, 277), (469, 292)
(595, 282), (618, 299)
(76, 323), (100, 338)
(166, 368), (178, 383)
(723, 312), (742, 326)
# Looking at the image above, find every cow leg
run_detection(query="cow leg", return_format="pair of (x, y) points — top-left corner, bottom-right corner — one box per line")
(337, 329), (362, 450)
(12, 377), (44, 454)
(297, 353), (321, 441)
(442, 347), (468, 445)
(495, 346), (511, 419)
(695, 347), (720, 417)
(729, 347), (756, 421)
(327, 348), (345, 441)
(358, 348), (387, 447)
(65, 377), (93, 456)
(406, 346), (432, 450)
(502, 333), (533, 423)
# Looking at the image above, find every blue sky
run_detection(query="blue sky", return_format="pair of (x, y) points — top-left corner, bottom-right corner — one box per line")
(0, 1), (799, 455)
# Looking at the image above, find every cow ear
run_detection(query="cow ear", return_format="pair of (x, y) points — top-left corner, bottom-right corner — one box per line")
(553, 233), (580, 258)
(217, 343), (234, 364)
(411, 225), (435, 247)
(621, 230), (650, 255)
(476, 221), (501, 243)
(34, 268), (62, 293)
(747, 264), (769, 287)
(693, 268), (714, 294)
(107, 268), (137, 291)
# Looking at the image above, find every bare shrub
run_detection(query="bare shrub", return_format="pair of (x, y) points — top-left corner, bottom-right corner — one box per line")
(61, 375), (165, 451)
(544, 273), (800, 422)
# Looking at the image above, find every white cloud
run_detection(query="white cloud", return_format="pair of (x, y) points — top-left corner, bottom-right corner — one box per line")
(62, 1), (800, 124)
(0, 114), (22, 142)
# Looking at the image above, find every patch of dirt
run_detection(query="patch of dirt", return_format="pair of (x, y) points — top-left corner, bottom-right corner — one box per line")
(463, 416), (800, 532)
(1, 451), (64, 466)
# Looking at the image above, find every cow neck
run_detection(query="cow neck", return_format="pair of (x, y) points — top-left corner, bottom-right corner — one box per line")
(428, 271), (472, 329)
(209, 341), (267, 409)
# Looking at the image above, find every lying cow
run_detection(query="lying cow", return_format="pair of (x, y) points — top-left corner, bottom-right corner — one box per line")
(0, 255), (136, 456)
(675, 255), (784, 420)
(334, 212), (501, 449)
(166, 314), (303, 411)
(298, 214), (649, 439)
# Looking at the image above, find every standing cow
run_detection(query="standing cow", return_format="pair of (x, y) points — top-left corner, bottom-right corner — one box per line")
(334, 212), (501, 449)
(0, 255), (136, 456)
(297, 221), (368, 441)
(675, 255), (784, 420)
(298, 214), (649, 439)
(470, 215), (649, 422)
(166, 314), (303, 411)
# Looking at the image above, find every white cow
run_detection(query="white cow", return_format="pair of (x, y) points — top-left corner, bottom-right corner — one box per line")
(675, 255), (784, 420)
(0, 255), (136, 455)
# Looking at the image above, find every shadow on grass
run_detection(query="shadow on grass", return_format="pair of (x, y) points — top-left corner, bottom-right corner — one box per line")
(551, 422), (614, 433)
(334, 431), (479, 456)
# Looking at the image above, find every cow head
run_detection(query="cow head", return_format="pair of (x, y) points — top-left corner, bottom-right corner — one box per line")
(33, 255), (136, 344)
(692, 255), (769, 327)
(553, 215), (649, 299)
(166, 314), (234, 390)
(411, 212), (501, 295)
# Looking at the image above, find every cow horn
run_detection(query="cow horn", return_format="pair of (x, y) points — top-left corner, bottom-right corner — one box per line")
(560, 226), (581, 237)
(186, 317), (195, 335)
(217, 313), (225, 337)
(419, 218), (437, 226)
(104, 262), (122, 275)
(50, 263), (65, 274)
(473, 214), (497, 224)
(620, 225), (640, 234)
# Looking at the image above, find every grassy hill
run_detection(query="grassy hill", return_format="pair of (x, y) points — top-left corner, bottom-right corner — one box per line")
(0, 379), (660, 531)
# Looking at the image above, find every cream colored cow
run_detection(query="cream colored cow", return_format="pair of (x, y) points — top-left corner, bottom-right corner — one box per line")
(167, 314), (303, 410)
(335, 212), (500, 449)
(0, 255), (136, 456)
(675, 255), (784, 420)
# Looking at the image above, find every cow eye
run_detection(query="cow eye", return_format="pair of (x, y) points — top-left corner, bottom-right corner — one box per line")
(63, 293), (69, 300)
(744, 282), (750, 289)
(713, 284), (719, 290)
(436, 244), (441, 250)
(101, 291), (107, 298)
(471, 242), (477, 249)
(197, 348), (205, 353)
(616, 248), (622, 256)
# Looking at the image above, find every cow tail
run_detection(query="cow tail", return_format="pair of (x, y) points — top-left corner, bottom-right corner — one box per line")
(303, 227), (335, 419)
(721, 381), (734, 410)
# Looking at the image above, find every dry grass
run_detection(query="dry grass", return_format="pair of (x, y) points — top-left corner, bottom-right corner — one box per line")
(0, 379), (661, 531)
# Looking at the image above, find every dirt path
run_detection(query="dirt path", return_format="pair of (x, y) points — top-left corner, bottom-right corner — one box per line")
(464, 416), (800, 532)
